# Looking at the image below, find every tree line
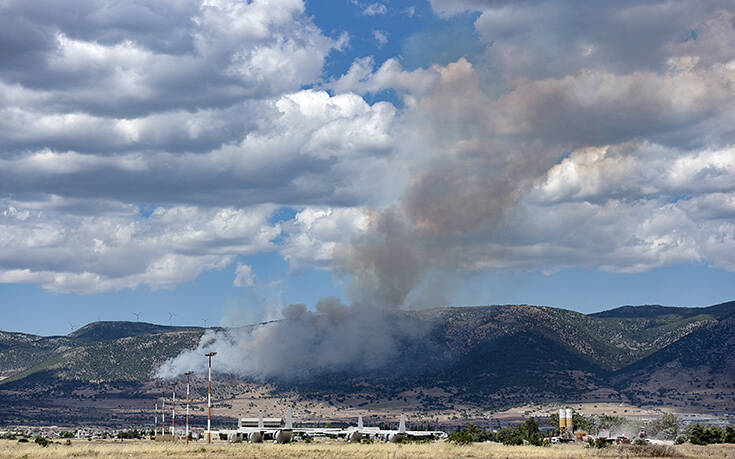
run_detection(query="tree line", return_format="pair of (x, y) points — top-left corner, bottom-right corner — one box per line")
(448, 410), (735, 446)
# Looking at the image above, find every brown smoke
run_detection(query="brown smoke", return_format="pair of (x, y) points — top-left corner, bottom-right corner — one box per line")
(333, 60), (558, 308)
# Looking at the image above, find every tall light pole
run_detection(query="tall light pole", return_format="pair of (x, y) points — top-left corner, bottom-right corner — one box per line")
(161, 394), (165, 438)
(185, 371), (193, 444)
(154, 400), (158, 438)
(171, 382), (177, 442)
(205, 351), (217, 444)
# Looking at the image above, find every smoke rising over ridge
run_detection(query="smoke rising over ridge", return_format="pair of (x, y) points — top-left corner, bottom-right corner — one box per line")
(158, 61), (559, 381)
(157, 297), (442, 380)
(151, 1), (735, 380)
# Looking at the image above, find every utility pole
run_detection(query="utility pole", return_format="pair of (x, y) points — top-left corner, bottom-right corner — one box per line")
(185, 371), (193, 444)
(154, 400), (158, 438)
(205, 352), (217, 444)
(171, 382), (177, 442)
(161, 394), (165, 438)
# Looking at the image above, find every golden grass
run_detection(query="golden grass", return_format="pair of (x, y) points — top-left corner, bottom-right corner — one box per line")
(1, 439), (734, 459)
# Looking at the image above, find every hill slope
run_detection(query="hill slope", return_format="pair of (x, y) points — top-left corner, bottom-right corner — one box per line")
(0, 301), (733, 425)
(0, 323), (206, 385)
(69, 321), (203, 342)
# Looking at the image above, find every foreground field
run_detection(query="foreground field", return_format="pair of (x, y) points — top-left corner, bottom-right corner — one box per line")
(1, 439), (735, 459)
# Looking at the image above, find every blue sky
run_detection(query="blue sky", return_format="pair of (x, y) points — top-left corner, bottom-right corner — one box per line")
(1, 0), (734, 336)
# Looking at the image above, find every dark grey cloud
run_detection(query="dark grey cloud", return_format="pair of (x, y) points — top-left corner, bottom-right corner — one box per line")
(0, 0), (199, 57)
(0, 0), (341, 117)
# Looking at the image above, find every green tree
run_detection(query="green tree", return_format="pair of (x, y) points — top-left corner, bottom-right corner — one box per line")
(572, 410), (594, 433)
(447, 423), (493, 444)
(548, 413), (560, 436)
(688, 424), (703, 445)
(447, 430), (473, 445)
(724, 426), (735, 444)
(687, 424), (706, 445)
(647, 413), (679, 440)
(496, 426), (524, 446)
(520, 418), (543, 446)
(706, 426), (724, 444)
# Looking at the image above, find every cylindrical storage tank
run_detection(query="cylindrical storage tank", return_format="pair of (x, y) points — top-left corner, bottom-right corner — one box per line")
(559, 409), (566, 430)
(566, 409), (573, 430)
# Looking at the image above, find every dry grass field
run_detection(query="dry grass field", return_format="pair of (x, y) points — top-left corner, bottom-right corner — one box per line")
(1, 439), (735, 459)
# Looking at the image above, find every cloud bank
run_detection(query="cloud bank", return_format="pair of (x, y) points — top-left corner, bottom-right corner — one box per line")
(0, 0), (733, 307)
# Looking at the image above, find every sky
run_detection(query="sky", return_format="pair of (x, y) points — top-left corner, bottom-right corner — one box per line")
(1, 0), (734, 336)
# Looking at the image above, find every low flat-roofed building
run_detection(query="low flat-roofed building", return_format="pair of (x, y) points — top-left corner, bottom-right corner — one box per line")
(239, 417), (283, 428)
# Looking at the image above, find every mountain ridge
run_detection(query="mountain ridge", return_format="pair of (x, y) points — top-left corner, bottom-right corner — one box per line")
(1, 301), (733, 425)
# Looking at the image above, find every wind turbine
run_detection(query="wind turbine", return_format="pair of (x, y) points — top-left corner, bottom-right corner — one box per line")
(201, 318), (209, 328)
(168, 312), (178, 326)
(133, 312), (141, 322)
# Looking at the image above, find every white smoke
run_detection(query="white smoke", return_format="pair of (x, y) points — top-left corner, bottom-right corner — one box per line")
(156, 297), (437, 380)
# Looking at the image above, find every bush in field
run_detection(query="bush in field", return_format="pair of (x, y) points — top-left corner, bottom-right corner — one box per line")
(589, 437), (610, 448)
(628, 444), (678, 457)
(34, 436), (50, 447)
(117, 429), (143, 440)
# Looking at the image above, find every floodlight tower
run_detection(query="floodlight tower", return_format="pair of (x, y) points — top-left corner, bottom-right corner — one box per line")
(205, 351), (217, 444)
(185, 371), (193, 444)
(171, 382), (177, 442)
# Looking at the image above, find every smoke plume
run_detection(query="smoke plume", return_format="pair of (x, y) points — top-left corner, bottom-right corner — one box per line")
(159, 60), (560, 381)
(157, 297), (440, 381)
(333, 59), (561, 308)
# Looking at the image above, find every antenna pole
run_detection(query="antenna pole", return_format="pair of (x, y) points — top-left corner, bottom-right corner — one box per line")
(205, 352), (217, 444)
(172, 382), (177, 442)
(185, 371), (193, 444)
